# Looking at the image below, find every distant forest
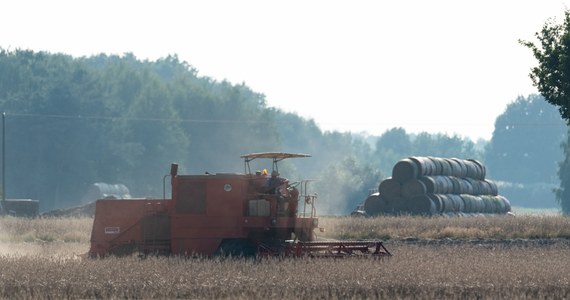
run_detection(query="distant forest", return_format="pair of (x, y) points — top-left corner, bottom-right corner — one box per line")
(0, 49), (567, 213)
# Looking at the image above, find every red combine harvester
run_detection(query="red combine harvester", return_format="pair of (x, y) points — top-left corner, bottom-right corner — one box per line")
(89, 152), (390, 258)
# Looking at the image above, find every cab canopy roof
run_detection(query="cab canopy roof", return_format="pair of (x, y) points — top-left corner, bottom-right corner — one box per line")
(241, 152), (311, 174)
(241, 152), (311, 162)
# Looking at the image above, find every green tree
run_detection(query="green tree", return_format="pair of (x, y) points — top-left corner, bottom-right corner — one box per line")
(373, 127), (481, 178)
(520, 11), (570, 121)
(485, 95), (565, 183)
(557, 142), (570, 212)
(0, 48), (387, 214)
(314, 156), (382, 215)
(521, 10), (570, 213)
(374, 127), (412, 176)
(410, 132), (479, 160)
(0, 50), (104, 209)
(485, 94), (566, 208)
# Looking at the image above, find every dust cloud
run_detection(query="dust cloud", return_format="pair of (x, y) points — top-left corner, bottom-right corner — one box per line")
(0, 241), (88, 258)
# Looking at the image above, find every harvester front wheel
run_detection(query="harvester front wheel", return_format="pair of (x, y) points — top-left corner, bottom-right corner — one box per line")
(215, 239), (257, 257)
(296, 229), (317, 242)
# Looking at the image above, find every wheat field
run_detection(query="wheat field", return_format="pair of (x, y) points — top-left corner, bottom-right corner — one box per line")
(0, 215), (569, 299)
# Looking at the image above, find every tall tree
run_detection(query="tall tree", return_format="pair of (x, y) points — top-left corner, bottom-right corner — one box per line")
(373, 127), (481, 178)
(485, 95), (566, 208)
(521, 10), (570, 213)
(520, 10), (570, 121)
(485, 95), (566, 184)
(374, 127), (412, 176)
(313, 156), (382, 215)
(3, 48), (487, 215)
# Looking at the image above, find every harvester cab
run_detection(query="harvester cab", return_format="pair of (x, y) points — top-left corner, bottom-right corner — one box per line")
(241, 152), (317, 221)
(88, 152), (391, 258)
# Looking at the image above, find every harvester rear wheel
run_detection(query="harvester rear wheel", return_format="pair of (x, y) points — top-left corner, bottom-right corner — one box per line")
(108, 243), (139, 257)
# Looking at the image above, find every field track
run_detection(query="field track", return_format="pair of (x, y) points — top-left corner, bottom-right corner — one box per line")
(0, 215), (569, 299)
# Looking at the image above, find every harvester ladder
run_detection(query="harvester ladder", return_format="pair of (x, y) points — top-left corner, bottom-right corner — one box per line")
(140, 202), (170, 254)
(299, 180), (317, 218)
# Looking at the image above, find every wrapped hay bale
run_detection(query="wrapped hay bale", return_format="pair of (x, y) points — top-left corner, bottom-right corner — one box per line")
(381, 156), (510, 216)
(378, 177), (401, 199)
(401, 179), (427, 198)
(408, 195), (436, 215)
(363, 193), (385, 216)
(392, 158), (419, 183)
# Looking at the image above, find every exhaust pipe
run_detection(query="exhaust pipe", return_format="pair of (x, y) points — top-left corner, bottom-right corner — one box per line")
(163, 163), (179, 200)
(170, 163), (178, 177)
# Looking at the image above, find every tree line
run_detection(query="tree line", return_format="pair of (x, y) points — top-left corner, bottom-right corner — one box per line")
(521, 9), (570, 214)
(0, 49), (566, 214)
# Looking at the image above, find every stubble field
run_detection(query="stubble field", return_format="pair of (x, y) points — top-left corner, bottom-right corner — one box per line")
(0, 215), (569, 299)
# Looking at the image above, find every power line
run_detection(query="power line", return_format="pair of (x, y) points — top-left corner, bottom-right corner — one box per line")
(4, 112), (273, 124)
(3, 112), (568, 128)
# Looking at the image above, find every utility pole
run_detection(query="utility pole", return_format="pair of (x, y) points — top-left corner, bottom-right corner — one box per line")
(2, 112), (5, 203)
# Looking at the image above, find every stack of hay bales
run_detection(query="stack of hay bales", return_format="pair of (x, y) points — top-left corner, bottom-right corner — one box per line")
(365, 156), (511, 216)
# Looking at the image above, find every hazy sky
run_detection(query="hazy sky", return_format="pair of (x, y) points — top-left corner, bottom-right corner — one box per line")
(2, 0), (570, 141)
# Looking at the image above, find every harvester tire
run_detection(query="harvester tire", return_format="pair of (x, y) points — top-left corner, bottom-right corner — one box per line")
(215, 239), (257, 257)
(108, 243), (139, 257)
(296, 229), (317, 242)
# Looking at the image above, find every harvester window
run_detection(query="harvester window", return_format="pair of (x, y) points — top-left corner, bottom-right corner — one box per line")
(175, 180), (206, 214)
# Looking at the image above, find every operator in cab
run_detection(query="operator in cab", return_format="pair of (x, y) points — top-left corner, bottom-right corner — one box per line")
(266, 170), (286, 194)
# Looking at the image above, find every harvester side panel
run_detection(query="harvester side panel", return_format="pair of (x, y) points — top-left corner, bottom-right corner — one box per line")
(171, 216), (245, 238)
(174, 178), (206, 214)
(170, 174), (249, 255)
(89, 199), (170, 257)
(173, 174), (246, 216)
(171, 238), (223, 256)
(204, 175), (247, 216)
